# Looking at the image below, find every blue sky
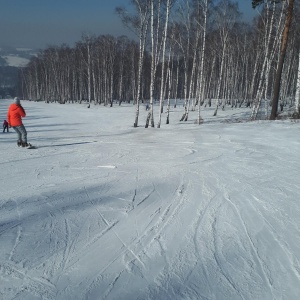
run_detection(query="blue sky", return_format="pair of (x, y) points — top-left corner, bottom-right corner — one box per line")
(0, 0), (257, 50)
(0, 0), (130, 49)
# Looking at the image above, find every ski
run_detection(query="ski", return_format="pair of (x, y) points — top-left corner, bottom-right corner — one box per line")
(26, 143), (37, 149)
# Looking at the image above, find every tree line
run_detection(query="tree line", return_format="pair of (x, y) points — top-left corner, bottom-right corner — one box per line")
(19, 0), (300, 126)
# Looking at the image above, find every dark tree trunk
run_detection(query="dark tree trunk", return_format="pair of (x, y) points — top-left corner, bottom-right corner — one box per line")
(270, 0), (294, 120)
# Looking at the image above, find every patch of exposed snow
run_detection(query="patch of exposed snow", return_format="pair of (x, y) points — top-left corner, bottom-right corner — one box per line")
(2, 55), (29, 67)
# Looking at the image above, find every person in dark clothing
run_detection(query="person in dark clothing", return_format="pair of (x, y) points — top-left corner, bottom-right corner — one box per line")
(3, 120), (9, 133)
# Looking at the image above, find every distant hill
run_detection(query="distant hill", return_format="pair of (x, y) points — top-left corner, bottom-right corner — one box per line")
(0, 46), (37, 68)
(0, 47), (38, 97)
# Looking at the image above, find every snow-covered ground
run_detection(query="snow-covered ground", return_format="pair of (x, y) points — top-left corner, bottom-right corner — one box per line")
(0, 99), (300, 300)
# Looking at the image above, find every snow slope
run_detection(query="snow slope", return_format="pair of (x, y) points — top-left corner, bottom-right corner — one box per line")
(0, 99), (300, 300)
(1, 55), (29, 67)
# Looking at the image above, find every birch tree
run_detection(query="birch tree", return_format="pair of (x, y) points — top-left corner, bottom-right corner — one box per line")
(76, 36), (94, 105)
(252, 0), (295, 119)
(295, 51), (300, 116)
(116, 0), (151, 127)
(251, 1), (281, 120)
(146, 0), (168, 128)
(270, 0), (295, 119)
(193, 0), (209, 124)
(157, 0), (173, 128)
(213, 0), (240, 116)
(20, 0), (299, 118)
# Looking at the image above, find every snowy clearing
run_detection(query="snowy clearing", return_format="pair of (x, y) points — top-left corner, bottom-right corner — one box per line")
(0, 99), (300, 300)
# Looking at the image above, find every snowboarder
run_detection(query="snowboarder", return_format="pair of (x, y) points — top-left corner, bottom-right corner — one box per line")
(7, 97), (30, 147)
(3, 119), (9, 133)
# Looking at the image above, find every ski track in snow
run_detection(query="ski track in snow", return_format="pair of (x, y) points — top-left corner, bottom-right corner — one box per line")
(81, 179), (187, 299)
(0, 100), (300, 299)
(8, 199), (22, 262)
(224, 195), (274, 296)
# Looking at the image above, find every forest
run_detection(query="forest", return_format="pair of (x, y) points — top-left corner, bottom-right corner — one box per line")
(19, 0), (300, 126)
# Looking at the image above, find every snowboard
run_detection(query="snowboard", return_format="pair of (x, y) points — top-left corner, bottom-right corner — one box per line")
(26, 143), (37, 149)
(19, 143), (37, 149)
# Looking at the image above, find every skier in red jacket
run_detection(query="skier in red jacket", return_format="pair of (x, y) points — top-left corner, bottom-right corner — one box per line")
(7, 97), (29, 147)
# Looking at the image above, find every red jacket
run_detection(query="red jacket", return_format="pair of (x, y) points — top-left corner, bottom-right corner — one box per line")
(7, 104), (26, 127)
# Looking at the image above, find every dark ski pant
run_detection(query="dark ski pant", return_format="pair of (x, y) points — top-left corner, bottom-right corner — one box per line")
(13, 124), (27, 143)
(3, 125), (9, 132)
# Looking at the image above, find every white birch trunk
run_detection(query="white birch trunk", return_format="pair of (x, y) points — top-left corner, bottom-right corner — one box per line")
(157, 0), (171, 128)
(87, 41), (92, 105)
(253, 1), (286, 119)
(214, 42), (227, 116)
(134, 0), (149, 127)
(251, 2), (275, 119)
(184, 30), (199, 121)
(174, 54), (179, 108)
(197, 0), (208, 124)
(295, 51), (300, 115)
(146, 0), (156, 128)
